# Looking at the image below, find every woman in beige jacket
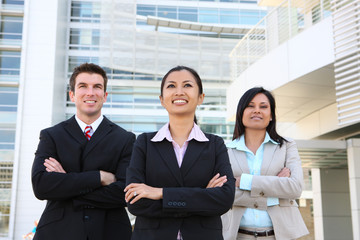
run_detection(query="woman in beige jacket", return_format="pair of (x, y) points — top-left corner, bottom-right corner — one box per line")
(222, 87), (308, 240)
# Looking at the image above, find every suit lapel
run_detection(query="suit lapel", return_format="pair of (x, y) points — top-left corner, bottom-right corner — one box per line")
(154, 140), (184, 186)
(232, 149), (250, 174)
(64, 116), (88, 145)
(180, 140), (206, 177)
(82, 117), (112, 159)
(260, 143), (278, 175)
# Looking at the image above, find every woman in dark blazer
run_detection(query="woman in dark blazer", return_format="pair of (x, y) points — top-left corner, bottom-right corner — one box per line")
(125, 66), (235, 240)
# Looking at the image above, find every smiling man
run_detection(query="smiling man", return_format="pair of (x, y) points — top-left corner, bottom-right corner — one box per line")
(31, 63), (135, 240)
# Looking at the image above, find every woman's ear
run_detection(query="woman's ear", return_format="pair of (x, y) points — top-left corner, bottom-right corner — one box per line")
(198, 93), (205, 105)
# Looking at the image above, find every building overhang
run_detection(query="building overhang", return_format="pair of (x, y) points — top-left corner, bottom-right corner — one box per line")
(146, 15), (257, 34)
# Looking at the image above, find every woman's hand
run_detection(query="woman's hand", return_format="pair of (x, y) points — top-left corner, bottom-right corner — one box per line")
(277, 167), (291, 177)
(235, 176), (241, 188)
(124, 183), (163, 204)
(206, 173), (227, 188)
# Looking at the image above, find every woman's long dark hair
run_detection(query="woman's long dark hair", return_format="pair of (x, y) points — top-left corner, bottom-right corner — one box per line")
(160, 66), (203, 124)
(232, 87), (287, 146)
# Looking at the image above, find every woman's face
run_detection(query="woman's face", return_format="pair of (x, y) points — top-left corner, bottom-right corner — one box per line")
(160, 70), (204, 117)
(242, 93), (272, 131)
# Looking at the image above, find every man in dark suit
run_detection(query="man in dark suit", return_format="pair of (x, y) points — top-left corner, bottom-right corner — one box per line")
(31, 63), (135, 240)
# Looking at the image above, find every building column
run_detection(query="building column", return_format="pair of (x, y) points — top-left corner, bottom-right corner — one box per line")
(12, 0), (67, 239)
(347, 138), (360, 240)
(312, 168), (353, 240)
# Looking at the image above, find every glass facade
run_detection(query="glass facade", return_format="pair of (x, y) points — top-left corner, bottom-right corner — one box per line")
(0, 0), (22, 236)
(136, 4), (266, 38)
(67, 0), (262, 137)
(137, 4), (266, 24)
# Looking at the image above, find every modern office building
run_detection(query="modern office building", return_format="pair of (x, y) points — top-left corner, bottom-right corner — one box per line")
(228, 0), (360, 239)
(0, 0), (269, 239)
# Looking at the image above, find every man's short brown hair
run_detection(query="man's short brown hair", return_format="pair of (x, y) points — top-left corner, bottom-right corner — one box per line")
(69, 63), (108, 93)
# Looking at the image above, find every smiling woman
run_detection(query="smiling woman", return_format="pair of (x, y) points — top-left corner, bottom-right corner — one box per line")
(221, 87), (309, 240)
(125, 66), (235, 240)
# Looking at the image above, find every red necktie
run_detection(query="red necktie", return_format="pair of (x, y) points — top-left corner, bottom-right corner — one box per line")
(84, 125), (93, 140)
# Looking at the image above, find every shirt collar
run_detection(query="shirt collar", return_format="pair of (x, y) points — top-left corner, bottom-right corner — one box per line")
(226, 132), (278, 151)
(151, 122), (209, 143)
(75, 115), (104, 133)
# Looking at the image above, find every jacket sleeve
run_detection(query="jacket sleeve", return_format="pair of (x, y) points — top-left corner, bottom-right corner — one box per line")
(32, 129), (101, 201)
(126, 133), (170, 218)
(72, 133), (135, 209)
(126, 134), (235, 218)
(250, 139), (303, 199)
(226, 148), (267, 209)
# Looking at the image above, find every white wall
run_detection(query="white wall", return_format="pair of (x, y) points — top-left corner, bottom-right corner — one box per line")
(11, 0), (68, 239)
(227, 17), (334, 120)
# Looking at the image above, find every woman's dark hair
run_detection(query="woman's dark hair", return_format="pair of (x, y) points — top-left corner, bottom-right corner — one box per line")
(232, 87), (287, 146)
(160, 66), (203, 124)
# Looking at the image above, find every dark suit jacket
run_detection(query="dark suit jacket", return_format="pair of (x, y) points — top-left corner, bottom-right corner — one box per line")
(32, 116), (135, 240)
(126, 132), (235, 240)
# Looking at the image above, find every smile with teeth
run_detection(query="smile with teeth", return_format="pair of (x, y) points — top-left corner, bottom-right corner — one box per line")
(173, 100), (187, 104)
(85, 100), (96, 103)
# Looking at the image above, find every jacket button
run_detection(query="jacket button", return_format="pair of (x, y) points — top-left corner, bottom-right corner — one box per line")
(168, 202), (172, 206)
(290, 200), (294, 204)
(254, 203), (258, 208)
(84, 215), (90, 221)
(260, 192), (264, 196)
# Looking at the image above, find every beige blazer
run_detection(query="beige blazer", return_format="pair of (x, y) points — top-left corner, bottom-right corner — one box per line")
(221, 138), (309, 240)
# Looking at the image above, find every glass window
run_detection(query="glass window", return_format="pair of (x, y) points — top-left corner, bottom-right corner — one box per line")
(0, 92), (18, 106)
(0, 149), (13, 237)
(0, 51), (21, 75)
(199, 8), (219, 23)
(2, 0), (24, 4)
(240, 10), (264, 25)
(137, 5), (156, 17)
(179, 8), (198, 22)
(157, 6), (177, 19)
(71, 2), (101, 23)
(220, 15), (239, 24)
(0, 16), (23, 40)
(70, 29), (99, 46)
(68, 56), (99, 71)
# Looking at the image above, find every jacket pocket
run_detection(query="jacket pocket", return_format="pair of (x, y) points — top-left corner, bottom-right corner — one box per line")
(134, 217), (160, 230)
(36, 208), (64, 230)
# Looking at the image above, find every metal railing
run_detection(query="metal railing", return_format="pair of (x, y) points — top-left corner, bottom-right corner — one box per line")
(230, 0), (331, 80)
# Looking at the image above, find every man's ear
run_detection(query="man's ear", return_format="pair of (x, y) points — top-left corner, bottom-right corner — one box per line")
(69, 90), (75, 102)
(103, 92), (108, 102)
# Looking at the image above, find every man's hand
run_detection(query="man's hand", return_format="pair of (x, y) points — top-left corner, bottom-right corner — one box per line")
(100, 170), (116, 186)
(44, 157), (66, 173)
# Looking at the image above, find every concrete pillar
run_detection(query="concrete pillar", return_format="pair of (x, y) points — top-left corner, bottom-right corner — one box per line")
(311, 168), (353, 240)
(347, 138), (360, 240)
(11, 0), (67, 239)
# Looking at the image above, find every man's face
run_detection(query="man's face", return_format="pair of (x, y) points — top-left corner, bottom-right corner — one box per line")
(69, 72), (108, 122)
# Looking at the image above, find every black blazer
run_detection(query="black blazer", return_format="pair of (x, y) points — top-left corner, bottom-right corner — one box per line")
(126, 132), (235, 240)
(32, 116), (135, 240)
